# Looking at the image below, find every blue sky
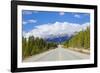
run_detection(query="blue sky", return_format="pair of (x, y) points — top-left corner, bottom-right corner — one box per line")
(22, 10), (90, 38)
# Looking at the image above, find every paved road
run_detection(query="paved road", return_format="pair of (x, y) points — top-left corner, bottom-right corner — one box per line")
(23, 48), (90, 62)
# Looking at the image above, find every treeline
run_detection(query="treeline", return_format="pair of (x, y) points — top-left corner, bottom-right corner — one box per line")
(22, 36), (57, 59)
(63, 27), (90, 49)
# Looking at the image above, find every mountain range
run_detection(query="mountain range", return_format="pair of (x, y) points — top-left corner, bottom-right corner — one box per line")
(44, 35), (72, 44)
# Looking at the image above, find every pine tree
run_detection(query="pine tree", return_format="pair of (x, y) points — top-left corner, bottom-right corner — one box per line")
(63, 27), (90, 49)
(22, 36), (57, 59)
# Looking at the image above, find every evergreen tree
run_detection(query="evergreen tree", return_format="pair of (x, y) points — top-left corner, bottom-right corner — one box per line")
(63, 27), (90, 50)
(22, 36), (57, 59)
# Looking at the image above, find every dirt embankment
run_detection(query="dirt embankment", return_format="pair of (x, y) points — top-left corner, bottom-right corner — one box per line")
(65, 47), (90, 54)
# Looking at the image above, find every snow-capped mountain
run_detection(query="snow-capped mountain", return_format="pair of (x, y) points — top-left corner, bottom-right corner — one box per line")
(44, 35), (72, 43)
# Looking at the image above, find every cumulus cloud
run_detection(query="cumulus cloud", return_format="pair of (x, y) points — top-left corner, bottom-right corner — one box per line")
(22, 11), (33, 15)
(59, 12), (65, 16)
(22, 31), (27, 37)
(23, 19), (37, 25)
(23, 10), (39, 15)
(22, 21), (27, 25)
(24, 22), (90, 38)
(28, 19), (37, 23)
(74, 14), (81, 18)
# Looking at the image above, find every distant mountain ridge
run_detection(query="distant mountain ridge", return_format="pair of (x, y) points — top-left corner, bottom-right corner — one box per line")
(44, 35), (71, 43)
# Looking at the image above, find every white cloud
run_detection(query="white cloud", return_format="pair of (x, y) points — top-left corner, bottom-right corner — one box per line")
(28, 19), (37, 23)
(22, 31), (26, 37)
(23, 11), (39, 15)
(59, 12), (65, 16)
(23, 11), (33, 15)
(23, 19), (37, 25)
(24, 22), (90, 38)
(22, 21), (27, 25)
(74, 14), (81, 18)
